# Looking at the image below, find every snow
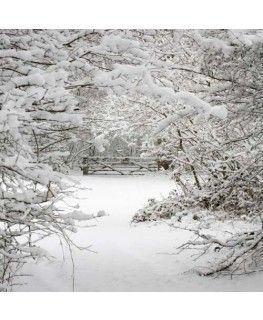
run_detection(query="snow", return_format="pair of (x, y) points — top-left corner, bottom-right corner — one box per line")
(95, 35), (149, 59)
(154, 100), (228, 134)
(210, 105), (228, 119)
(16, 174), (263, 291)
(93, 134), (109, 153)
(195, 33), (235, 56)
(229, 29), (263, 46)
(101, 35), (140, 53)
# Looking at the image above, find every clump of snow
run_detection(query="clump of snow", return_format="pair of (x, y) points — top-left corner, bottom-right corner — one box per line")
(101, 35), (140, 53)
(229, 29), (263, 46)
(210, 105), (228, 119)
(63, 211), (97, 221)
(175, 91), (211, 114)
(98, 35), (149, 59)
(194, 32), (235, 56)
(93, 134), (109, 153)
(18, 246), (51, 259)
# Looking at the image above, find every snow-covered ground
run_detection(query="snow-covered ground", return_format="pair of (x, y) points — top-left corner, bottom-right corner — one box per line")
(17, 174), (263, 291)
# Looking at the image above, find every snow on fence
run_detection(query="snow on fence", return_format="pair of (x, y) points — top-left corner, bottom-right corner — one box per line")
(82, 157), (172, 175)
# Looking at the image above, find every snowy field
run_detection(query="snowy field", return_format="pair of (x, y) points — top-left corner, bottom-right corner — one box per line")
(17, 174), (263, 291)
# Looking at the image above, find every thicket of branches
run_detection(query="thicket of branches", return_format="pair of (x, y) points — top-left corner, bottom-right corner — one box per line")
(0, 30), (107, 290)
(64, 29), (263, 276)
(131, 30), (263, 276)
(1, 29), (262, 288)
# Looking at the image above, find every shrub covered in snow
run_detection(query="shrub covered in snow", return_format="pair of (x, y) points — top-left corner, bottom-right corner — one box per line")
(0, 30), (106, 290)
(132, 30), (263, 276)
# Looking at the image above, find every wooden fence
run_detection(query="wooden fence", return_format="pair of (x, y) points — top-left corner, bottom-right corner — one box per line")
(82, 156), (162, 175)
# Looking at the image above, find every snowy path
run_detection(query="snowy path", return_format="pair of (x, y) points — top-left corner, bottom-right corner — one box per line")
(18, 175), (263, 291)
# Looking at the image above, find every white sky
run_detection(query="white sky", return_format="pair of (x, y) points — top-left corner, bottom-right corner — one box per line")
(1, 0), (262, 29)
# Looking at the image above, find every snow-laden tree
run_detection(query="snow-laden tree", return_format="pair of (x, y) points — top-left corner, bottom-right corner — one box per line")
(66, 30), (228, 165)
(130, 29), (263, 276)
(59, 29), (262, 276)
(0, 30), (106, 290)
(2, 29), (261, 286)
(57, 29), (263, 277)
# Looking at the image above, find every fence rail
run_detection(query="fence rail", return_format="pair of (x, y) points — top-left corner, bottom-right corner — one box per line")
(82, 156), (170, 175)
